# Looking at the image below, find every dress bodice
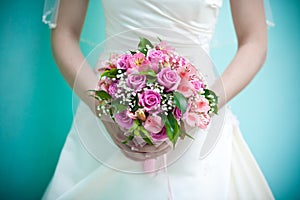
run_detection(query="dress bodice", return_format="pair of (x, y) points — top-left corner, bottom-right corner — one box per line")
(101, 0), (223, 52)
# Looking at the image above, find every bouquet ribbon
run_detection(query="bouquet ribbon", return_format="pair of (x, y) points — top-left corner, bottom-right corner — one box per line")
(143, 155), (174, 200)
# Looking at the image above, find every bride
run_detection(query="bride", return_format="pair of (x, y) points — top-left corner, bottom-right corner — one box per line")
(42, 0), (274, 199)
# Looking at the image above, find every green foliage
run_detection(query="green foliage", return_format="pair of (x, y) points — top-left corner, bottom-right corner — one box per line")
(138, 37), (154, 55)
(173, 91), (188, 115)
(203, 89), (218, 114)
(162, 112), (180, 147)
(100, 68), (118, 79)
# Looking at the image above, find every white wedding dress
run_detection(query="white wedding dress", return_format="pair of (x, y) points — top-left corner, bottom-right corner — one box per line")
(43, 0), (274, 199)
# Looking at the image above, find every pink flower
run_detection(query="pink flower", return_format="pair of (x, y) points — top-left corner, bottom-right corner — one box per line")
(176, 78), (194, 98)
(198, 113), (210, 129)
(173, 107), (182, 119)
(144, 115), (164, 134)
(185, 112), (210, 129)
(126, 110), (138, 119)
(156, 41), (174, 54)
(114, 110), (134, 130)
(151, 126), (168, 142)
(146, 49), (165, 72)
(116, 54), (131, 69)
(129, 53), (150, 69)
(126, 74), (146, 92)
(157, 68), (181, 91)
(97, 79), (110, 93)
(138, 90), (161, 112)
(191, 80), (205, 92)
(193, 97), (210, 113)
(176, 63), (198, 80)
(108, 82), (118, 98)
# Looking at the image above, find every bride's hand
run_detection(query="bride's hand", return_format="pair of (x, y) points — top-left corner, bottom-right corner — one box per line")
(101, 120), (172, 161)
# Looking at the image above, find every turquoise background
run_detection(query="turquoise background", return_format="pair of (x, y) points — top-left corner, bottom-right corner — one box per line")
(0, 0), (299, 199)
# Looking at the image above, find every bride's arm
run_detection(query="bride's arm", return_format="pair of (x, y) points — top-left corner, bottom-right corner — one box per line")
(51, 0), (97, 111)
(51, 0), (170, 161)
(215, 0), (268, 107)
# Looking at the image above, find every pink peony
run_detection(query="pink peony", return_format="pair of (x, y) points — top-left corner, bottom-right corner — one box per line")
(114, 110), (134, 130)
(138, 90), (161, 112)
(126, 74), (146, 92)
(144, 115), (164, 134)
(157, 67), (181, 91)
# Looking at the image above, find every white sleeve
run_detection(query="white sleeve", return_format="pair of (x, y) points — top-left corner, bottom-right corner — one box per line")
(42, 0), (61, 29)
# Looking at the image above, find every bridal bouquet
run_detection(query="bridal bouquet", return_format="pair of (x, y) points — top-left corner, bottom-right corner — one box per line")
(91, 37), (218, 147)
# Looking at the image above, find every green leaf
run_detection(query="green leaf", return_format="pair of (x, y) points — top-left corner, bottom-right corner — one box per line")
(111, 99), (127, 113)
(140, 127), (154, 145)
(203, 89), (219, 114)
(139, 70), (157, 77)
(100, 68), (118, 79)
(127, 120), (140, 133)
(138, 37), (154, 55)
(131, 95), (140, 112)
(147, 77), (157, 84)
(94, 90), (112, 100)
(163, 112), (180, 147)
(173, 91), (188, 115)
(179, 120), (194, 140)
(130, 50), (137, 55)
(109, 108), (115, 122)
(142, 137), (154, 145)
(122, 134), (134, 144)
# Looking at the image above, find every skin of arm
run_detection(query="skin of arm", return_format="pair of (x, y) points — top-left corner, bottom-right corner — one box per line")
(214, 0), (268, 108)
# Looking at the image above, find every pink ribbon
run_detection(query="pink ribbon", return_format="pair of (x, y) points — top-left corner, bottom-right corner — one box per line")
(143, 155), (174, 200)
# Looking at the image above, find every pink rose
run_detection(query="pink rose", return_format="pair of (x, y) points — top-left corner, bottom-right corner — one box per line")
(176, 78), (194, 98)
(108, 82), (118, 98)
(191, 80), (205, 92)
(146, 49), (165, 72)
(193, 97), (210, 113)
(138, 90), (161, 112)
(117, 54), (131, 69)
(157, 68), (181, 91)
(114, 110), (134, 130)
(144, 115), (164, 134)
(126, 74), (146, 92)
(151, 126), (168, 142)
(173, 106), (182, 119)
